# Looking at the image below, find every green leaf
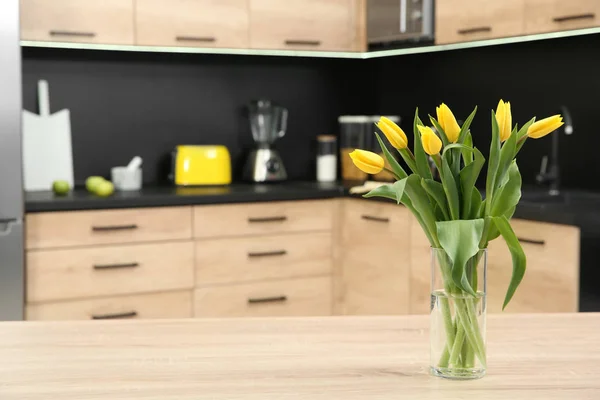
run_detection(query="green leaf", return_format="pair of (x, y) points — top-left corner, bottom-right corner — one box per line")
(492, 216), (527, 310)
(515, 117), (536, 154)
(491, 162), (521, 217)
(421, 179), (450, 220)
(469, 188), (483, 219)
(457, 106), (478, 144)
(429, 115), (449, 147)
(485, 110), (501, 215)
(462, 132), (474, 166)
(436, 219), (485, 295)
(404, 174), (438, 245)
(374, 132), (407, 180)
(363, 178), (408, 205)
(459, 147), (485, 219)
(442, 143), (474, 158)
(413, 109), (433, 180)
(440, 155), (460, 220)
(495, 125), (518, 190)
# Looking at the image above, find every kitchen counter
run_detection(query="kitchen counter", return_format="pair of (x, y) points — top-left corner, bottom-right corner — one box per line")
(1, 314), (599, 399)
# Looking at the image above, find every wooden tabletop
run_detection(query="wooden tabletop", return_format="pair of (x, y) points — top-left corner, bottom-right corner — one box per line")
(1, 314), (599, 399)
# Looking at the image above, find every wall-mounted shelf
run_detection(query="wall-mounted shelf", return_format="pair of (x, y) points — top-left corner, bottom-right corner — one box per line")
(21, 26), (600, 60)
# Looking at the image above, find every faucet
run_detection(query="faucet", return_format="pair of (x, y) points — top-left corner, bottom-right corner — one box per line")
(536, 106), (573, 196)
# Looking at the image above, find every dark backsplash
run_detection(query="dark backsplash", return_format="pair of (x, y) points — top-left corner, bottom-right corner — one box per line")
(22, 33), (600, 188)
(21, 48), (369, 184)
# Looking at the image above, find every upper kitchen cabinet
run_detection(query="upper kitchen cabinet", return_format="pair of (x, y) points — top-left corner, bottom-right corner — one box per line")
(136, 0), (249, 48)
(435, 0), (525, 45)
(249, 0), (359, 52)
(524, 0), (600, 35)
(20, 0), (135, 44)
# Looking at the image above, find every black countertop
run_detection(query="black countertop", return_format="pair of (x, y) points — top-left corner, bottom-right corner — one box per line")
(24, 181), (600, 229)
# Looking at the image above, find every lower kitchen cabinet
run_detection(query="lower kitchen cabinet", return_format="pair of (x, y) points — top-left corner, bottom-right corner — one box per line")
(193, 277), (332, 317)
(26, 290), (193, 321)
(339, 199), (411, 315)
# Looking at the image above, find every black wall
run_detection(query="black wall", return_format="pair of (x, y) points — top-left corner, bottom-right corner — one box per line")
(22, 48), (369, 185)
(370, 34), (600, 190)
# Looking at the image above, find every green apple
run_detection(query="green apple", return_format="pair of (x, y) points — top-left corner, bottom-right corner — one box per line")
(86, 176), (105, 193)
(52, 180), (70, 196)
(95, 181), (114, 197)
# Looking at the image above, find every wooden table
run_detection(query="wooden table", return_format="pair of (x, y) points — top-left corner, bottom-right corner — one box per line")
(1, 314), (599, 399)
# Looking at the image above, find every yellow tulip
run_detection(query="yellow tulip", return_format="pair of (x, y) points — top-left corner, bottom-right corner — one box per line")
(375, 116), (408, 149)
(527, 115), (564, 139)
(436, 103), (461, 143)
(496, 99), (512, 142)
(418, 126), (442, 155)
(349, 149), (384, 174)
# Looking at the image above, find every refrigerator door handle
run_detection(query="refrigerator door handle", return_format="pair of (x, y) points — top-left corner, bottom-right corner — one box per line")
(0, 218), (22, 236)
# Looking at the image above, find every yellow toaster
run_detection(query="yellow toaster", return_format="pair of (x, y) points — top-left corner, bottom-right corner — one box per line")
(172, 145), (231, 186)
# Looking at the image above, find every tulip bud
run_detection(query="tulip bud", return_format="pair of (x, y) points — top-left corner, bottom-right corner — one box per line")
(375, 116), (408, 149)
(436, 103), (461, 143)
(418, 126), (442, 155)
(349, 149), (385, 174)
(527, 115), (564, 139)
(496, 100), (512, 142)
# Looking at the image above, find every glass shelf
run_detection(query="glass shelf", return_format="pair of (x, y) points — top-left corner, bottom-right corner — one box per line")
(20, 26), (600, 60)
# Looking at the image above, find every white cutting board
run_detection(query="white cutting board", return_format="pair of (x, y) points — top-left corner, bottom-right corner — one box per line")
(22, 80), (74, 191)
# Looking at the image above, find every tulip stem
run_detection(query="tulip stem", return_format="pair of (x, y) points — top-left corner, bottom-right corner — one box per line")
(383, 167), (400, 179)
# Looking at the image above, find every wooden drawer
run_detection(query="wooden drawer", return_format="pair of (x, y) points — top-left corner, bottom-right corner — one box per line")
(27, 241), (194, 303)
(194, 277), (332, 317)
(249, 0), (353, 51)
(26, 207), (192, 249)
(196, 232), (331, 286)
(193, 200), (333, 238)
(409, 217), (432, 315)
(20, 0), (135, 44)
(340, 200), (411, 315)
(136, 0), (249, 48)
(435, 0), (525, 44)
(525, 0), (600, 34)
(487, 219), (579, 313)
(26, 290), (192, 321)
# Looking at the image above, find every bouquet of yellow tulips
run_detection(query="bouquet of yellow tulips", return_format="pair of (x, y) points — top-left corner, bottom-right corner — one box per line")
(349, 102), (563, 378)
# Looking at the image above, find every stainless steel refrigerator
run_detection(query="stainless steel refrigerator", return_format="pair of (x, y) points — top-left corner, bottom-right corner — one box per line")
(0, 0), (25, 320)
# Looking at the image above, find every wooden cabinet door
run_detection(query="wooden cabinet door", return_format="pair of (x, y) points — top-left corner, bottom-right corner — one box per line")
(136, 0), (249, 48)
(435, 0), (525, 44)
(340, 200), (410, 315)
(409, 218), (432, 315)
(524, 0), (600, 35)
(487, 219), (579, 313)
(249, 0), (353, 51)
(20, 0), (134, 44)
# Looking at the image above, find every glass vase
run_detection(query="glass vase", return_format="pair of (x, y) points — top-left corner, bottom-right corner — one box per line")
(430, 248), (487, 379)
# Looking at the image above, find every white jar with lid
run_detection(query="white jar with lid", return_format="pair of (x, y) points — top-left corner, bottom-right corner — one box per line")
(316, 135), (337, 182)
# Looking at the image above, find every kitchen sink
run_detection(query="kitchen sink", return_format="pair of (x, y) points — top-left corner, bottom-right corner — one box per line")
(519, 188), (600, 208)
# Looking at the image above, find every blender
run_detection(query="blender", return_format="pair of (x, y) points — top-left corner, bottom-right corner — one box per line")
(243, 99), (288, 182)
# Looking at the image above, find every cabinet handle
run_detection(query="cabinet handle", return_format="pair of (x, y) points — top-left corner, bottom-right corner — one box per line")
(553, 13), (595, 23)
(92, 224), (138, 232)
(93, 262), (139, 270)
(247, 295), (287, 304)
(50, 30), (96, 38)
(91, 311), (137, 320)
(361, 215), (390, 223)
(517, 237), (545, 246)
(457, 27), (492, 35)
(175, 36), (216, 43)
(248, 250), (287, 258)
(247, 216), (287, 223)
(284, 40), (321, 46)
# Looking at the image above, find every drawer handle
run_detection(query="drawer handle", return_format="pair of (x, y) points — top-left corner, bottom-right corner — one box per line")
(361, 215), (390, 223)
(176, 36), (216, 43)
(93, 262), (139, 270)
(248, 295), (287, 304)
(517, 237), (545, 246)
(50, 30), (96, 38)
(92, 224), (138, 232)
(457, 26), (492, 35)
(553, 13), (595, 23)
(284, 40), (322, 46)
(248, 250), (287, 258)
(247, 216), (287, 223)
(91, 311), (137, 320)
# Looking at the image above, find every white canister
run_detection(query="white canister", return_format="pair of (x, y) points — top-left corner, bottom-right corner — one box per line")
(316, 135), (337, 182)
